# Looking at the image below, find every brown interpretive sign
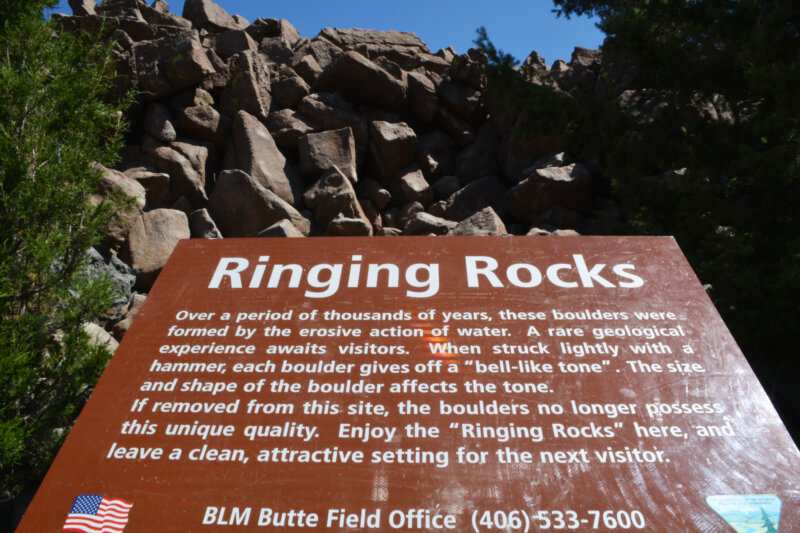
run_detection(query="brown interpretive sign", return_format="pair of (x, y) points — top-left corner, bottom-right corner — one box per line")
(18, 236), (800, 531)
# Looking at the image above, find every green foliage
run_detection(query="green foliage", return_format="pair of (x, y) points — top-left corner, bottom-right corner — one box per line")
(0, 0), (130, 495)
(477, 1), (800, 429)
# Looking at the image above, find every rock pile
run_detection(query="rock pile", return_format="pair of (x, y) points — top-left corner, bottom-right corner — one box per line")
(57, 0), (616, 339)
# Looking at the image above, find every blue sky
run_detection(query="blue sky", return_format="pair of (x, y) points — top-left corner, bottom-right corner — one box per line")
(53, 0), (604, 66)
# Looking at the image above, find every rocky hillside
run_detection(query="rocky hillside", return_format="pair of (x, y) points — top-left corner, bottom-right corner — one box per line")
(57, 0), (613, 345)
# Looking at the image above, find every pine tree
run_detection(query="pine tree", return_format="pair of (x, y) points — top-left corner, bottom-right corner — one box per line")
(761, 507), (778, 533)
(477, 1), (800, 439)
(0, 0), (131, 497)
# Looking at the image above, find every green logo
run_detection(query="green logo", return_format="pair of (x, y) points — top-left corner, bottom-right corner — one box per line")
(706, 494), (781, 532)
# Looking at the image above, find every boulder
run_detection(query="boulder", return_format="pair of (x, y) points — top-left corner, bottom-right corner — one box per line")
(171, 139), (214, 188)
(319, 28), (429, 54)
(437, 46), (457, 63)
(132, 31), (215, 101)
(257, 219), (306, 238)
(449, 53), (485, 90)
(406, 70), (438, 122)
(395, 166), (432, 206)
(151, 0), (168, 13)
(326, 213), (373, 236)
(553, 46), (601, 91)
(69, 0), (96, 16)
(298, 127), (357, 183)
(246, 18), (301, 46)
(143, 102), (177, 142)
(141, 135), (207, 206)
(93, 163), (145, 246)
(505, 163), (592, 222)
(95, 0), (144, 21)
(319, 28), (429, 68)
(112, 293), (146, 340)
(368, 120), (416, 184)
(214, 29), (257, 59)
(189, 208), (223, 239)
(415, 130), (457, 179)
(221, 50), (271, 121)
(122, 208), (190, 290)
(266, 109), (320, 149)
(434, 106), (476, 147)
(437, 80), (483, 125)
(182, 0), (240, 33)
(84, 247), (136, 324)
(270, 70), (310, 109)
(303, 167), (371, 232)
(208, 169), (310, 237)
(431, 175), (461, 201)
(298, 93), (368, 159)
(200, 48), (230, 93)
(171, 195), (193, 215)
(292, 36), (343, 70)
(404, 212), (456, 235)
(95, 163), (146, 210)
(123, 167), (171, 208)
(111, 293), (146, 340)
(84, 322), (119, 353)
(428, 175), (507, 222)
(259, 37), (295, 65)
(448, 206), (507, 236)
(405, 53), (451, 75)
(233, 110), (302, 205)
(359, 199), (382, 233)
(169, 86), (214, 109)
(355, 178), (391, 210)
(396, 201), (424, 230)
(97, 0), (190, 27)
(314, 51), (407, 113)
(293, 54), (323, 85)
(504, 130), (562, 183)
(175, 105), (232, 149)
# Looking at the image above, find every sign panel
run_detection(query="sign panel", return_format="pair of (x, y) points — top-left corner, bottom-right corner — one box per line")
(18, 237), (800, 531)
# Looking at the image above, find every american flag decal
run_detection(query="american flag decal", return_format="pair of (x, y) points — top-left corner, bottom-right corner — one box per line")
(62, 494), (133, 533)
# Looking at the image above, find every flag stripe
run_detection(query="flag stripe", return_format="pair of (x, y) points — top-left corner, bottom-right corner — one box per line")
(63, 495), (132, 533)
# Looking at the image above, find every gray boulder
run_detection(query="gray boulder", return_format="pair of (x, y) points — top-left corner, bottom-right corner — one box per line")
(368, 120), (416, 184)
(303, 166), (372, 233)
(233, 110), (302, 205)
(505, 163), (592, 222)
(265, 109), (320, 149)
(85, 247), (136, 323)
(258, 219), (306, 238)
(404, 212), (456, 235)
(326, 213), (372, 236)
(208, 169), (310, 237)
(182, 0), (240, 33)
(143, 102), (177, 142)
(448, 207), (507, 236)
(429, 176), (507, 221)
(189, 208), (223, 239)
(214, 29), (257, 59)
(299, 93), (368, 159)
(175, 105), (232, 149)
(221, 51), (271, 121)
(122, 208), (190, 291)
(314, 51), (407, 113)
(133, 31), (215, 101)
(299, 127), (357, 183)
